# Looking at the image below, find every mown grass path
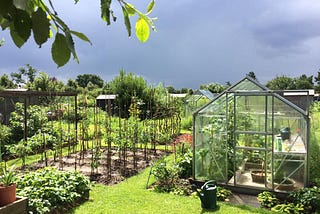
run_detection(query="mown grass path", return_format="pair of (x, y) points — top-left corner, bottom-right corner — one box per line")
(71, 167), (271, 214)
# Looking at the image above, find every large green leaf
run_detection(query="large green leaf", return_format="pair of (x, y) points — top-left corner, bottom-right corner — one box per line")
(13, 9), (32, 42)
(122, 6), (131, 37)
(10, 24), (25, 48)
(65, 31), (79, 63)
(146, 0), (155, 15)
(70, 30), (92, 45)
(101, 0), (112, 25)
(135, 17), (149, 43)
(32, 7), (50, 47)
(51, 33), (71, 67)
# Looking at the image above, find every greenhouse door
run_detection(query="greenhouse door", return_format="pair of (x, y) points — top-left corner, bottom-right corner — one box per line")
(231, 94), (271, 189)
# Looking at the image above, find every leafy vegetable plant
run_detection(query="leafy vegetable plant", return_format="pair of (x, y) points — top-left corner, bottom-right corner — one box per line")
(17, 167), (90, 214)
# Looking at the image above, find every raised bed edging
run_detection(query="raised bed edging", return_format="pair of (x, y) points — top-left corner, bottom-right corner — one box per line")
(0, 197), (28, 214)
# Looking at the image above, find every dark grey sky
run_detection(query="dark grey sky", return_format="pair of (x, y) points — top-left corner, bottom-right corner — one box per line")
(1, 0), (320, 89)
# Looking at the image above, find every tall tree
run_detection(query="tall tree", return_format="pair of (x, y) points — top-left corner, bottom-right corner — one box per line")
(295, 74), (314, 89)
(10, 64), (38, 87)
(109, 69), (148, 117)
(0, 0), (156, 67)
(0, 74), (15, 88)
(247, 71), (257, 81)
(200, 82), (226, 93)
(76, 74), (104, 88)
(19, 64), (37, 84)
(314, 71), (320, 92)
(265, 75), (296, 90)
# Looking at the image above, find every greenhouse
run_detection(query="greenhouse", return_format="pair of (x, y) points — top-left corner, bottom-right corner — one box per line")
(193, 76), (311, 193)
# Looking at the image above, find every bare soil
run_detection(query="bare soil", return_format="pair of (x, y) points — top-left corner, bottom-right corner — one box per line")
(26, 147), (171, 185)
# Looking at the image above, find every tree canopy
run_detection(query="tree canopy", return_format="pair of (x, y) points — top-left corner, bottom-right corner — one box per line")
(266, 74), (314, 90)
(76, 74), (104, 88)
(0, 0), (157, 67)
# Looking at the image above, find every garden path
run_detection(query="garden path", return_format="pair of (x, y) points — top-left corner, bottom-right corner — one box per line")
(228, 193), (261, 208)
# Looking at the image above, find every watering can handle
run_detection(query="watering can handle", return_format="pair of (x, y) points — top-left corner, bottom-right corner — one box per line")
(203, 180), (216, 187)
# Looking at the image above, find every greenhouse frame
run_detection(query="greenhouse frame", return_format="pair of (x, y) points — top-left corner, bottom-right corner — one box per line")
(192, 76), (311, 193)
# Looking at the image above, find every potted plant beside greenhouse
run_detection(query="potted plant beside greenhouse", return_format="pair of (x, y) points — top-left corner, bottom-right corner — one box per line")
(0, 165), (16, 206)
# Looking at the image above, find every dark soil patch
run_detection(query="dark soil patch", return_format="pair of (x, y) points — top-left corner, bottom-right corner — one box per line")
(24, 147), (171, 185)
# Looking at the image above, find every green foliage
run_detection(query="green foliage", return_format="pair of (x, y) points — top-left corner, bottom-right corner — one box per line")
(31, 7), (50, 47)
(76, 74), (104, 88)
(181, 115), (192, 131)
(109, 69), (148, 118)
(310, 103), (320, 185)
(271, 203), (304, 213)
(0, 73), (15, 88)
(16, 132), (57, 155)
(152, 158), (179, 192)
(266, 74), (314, 90)
(257, 191), (280, 209)
(17, 167), (90, 214)
(52, 33), (71, 67)
(288, 186), (320, 213)
(121, 0), (157, 43)
(0, 124), (11, 159)
(0, 165), (16, 186)
(199, 82), (227, 93)
(8, 139), (31, 166)
(176, 148), (192, 179)
(0, 0), (155, 67)
(216, 186), (232, 201)
(135, 17), (150, 43)
(9, 103), (48, 142)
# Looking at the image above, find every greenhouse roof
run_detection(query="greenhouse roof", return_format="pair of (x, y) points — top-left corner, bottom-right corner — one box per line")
(226, 76), (268, 92)
(194, 76), (309, 117)
(186, 90), (215, 102)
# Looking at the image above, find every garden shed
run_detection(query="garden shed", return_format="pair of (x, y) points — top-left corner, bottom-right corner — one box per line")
(96, 94), (117, 115)
(193, 76), (310, 193)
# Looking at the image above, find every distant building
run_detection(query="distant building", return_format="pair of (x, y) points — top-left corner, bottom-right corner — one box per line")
(96, 94), (117, 115)
(169, 93), (188, 99)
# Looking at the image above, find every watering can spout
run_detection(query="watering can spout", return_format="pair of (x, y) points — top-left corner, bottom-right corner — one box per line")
(192, 184), (205, 203)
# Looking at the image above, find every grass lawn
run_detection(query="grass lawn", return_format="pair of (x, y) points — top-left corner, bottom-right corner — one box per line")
(71, 167), (271, 214)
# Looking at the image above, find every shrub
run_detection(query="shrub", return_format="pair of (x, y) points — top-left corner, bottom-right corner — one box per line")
(257, 191), (280, 209)
(0, 124), (11, 159)
(310, 104), (320, 184)
(289, 186), (320, 213)
(10, 103), (48, 142)
(216, 186), (232, 201)
(176, 148), (192, 179)
(17, 167), (90, 214)
(271, 203), (304, 213)
(181, 116), (192, 131)
(151, 159), (179, 192)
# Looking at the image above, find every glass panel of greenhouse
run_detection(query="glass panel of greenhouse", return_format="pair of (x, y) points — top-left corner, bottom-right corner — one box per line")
(193, 77), (309, 192)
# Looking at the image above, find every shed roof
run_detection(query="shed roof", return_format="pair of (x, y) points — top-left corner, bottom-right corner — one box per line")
(169, 93), (187, 98)
(96, 94), (117, 100)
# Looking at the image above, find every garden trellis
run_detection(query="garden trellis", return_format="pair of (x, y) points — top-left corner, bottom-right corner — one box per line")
(193, 76), (312, 193)
(0, 89), (77, 168)
(0, 87), (182, 186)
